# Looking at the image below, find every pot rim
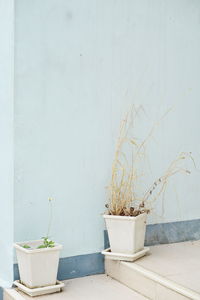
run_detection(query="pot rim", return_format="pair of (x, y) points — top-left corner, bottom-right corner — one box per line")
(103, 212), (147, 221)
(14, 239), (63, 253)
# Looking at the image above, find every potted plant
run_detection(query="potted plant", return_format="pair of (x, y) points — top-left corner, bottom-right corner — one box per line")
(14, 237), (62, 289)
(14, 198), (62, 289)
(104, 108), (193, 256)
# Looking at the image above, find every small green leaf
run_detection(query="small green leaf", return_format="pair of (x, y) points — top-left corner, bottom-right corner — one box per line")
(37, 244), (46, 249)
(22, 244), (31, 249)
(37, 237), (55, 248)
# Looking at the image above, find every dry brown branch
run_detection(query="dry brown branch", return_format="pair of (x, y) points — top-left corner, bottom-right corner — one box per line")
(106, 108), (193, 217)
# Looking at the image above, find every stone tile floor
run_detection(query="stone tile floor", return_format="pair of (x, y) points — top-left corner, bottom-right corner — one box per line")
(5, 274), (147, 300)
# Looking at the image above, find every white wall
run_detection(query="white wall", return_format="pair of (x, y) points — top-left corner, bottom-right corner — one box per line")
(0, 0), (14, 286)
(14, 0), (200, 258)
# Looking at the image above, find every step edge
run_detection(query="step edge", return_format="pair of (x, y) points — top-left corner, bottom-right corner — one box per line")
(4, 289), (25, 300)
(120, 261), (200, 300)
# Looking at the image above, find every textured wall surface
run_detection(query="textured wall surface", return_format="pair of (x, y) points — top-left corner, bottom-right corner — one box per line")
(0, 0), (14, 288)
(14, 0), (200, 259)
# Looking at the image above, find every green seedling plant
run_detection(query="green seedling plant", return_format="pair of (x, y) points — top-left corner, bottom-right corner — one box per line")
(37, 237), (55, 249)
(21, 197), (55, 249)
(37, 197), (55, 249)
(22, 244), (31, 249)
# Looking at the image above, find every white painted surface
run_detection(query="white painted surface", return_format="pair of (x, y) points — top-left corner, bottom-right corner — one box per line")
(0, 0), (14, 287)
(14, 240), (62, 288)
(102, 247), (149, 262)
(104, 213), (147, 254)
(14, 0), (200, 257)
(5, 274), (147, 300)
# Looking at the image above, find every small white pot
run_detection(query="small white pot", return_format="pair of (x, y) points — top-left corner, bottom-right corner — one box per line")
(103, 213), (147, 254)
(14, 240), (62, 288)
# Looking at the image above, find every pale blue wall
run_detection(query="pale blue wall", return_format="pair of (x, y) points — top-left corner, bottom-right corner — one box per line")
(14, 0), (200, 258)
(0, 0), (14, 287)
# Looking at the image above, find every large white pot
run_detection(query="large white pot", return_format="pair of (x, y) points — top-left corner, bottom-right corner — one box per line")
(103, 213), (147, 254)
(14, 240), (62, 288)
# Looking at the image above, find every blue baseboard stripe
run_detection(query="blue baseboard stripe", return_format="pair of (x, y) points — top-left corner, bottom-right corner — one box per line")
(0, 287), (3, 300)
(58, 252), (104, 281)
(145, 219), (200, 245)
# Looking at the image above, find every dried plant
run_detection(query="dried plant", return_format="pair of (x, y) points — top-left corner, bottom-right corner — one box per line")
(106, 108), (194, 217)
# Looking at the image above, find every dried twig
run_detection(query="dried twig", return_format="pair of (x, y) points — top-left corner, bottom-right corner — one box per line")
(106, 108), (193, 217)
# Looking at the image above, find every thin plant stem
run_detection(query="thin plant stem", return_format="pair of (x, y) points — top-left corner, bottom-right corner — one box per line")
(46, 197), (53, 238)
(106, 108), (193, 217)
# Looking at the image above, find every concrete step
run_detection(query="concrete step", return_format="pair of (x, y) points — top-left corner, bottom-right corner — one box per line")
(4, 274), (148, 300)
(105, 240), (200, 300)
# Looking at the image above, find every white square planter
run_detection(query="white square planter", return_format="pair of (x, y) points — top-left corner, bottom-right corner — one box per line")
(14, 240), (62, 289)
(103, 213), (147, 254)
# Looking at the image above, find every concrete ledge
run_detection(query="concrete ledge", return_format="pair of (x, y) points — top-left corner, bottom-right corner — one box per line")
(106, 259), (200, 300)
(105, 241), (200, 300)
(4, 275), (147, 300)
(4, 289), (25, 300)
